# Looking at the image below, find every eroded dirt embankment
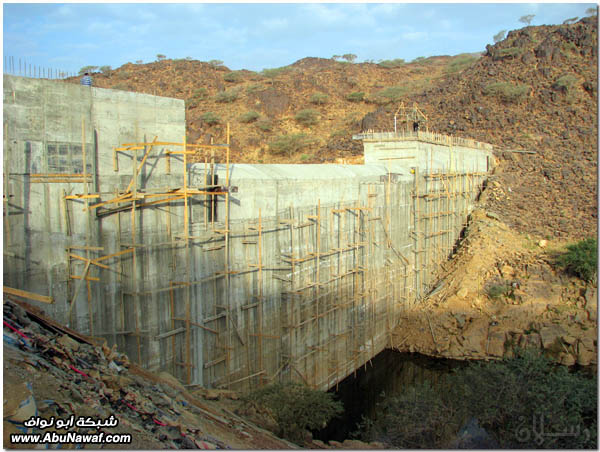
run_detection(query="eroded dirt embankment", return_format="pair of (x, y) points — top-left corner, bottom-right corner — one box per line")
(390, 205), (597, 366)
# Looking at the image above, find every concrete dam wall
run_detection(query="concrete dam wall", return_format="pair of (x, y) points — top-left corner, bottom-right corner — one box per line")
(3, 76), (494, 390)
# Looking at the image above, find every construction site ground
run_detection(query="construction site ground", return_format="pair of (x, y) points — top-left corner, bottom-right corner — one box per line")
(391, 203), (597, 367)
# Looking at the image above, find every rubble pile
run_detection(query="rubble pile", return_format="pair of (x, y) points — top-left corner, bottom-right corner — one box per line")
(3, 299), (294, 450)
(391, 209), (598, 365)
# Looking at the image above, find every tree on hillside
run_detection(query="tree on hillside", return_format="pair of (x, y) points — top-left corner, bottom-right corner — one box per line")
(208, 59), (224, 67)
(332, 55), (342, 61)
(586, 6), (597, 16)
(342, 53), (357, 63)
(519, 14), (535, 25)
(99, 65), (112, 75)
(135, 60), (143, 64)
(563, 17), (579, 24)
(493, 30), (507, 43)
(156, 54), (166, 61)
(78, 65), (98, 75)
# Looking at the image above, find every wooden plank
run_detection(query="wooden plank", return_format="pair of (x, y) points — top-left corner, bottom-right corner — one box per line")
(155, 327), (186, 340)
(3, 286), (54, 304)
(70, 274), (100, 282)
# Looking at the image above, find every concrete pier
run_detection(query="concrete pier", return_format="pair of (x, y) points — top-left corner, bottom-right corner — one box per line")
(3, 76), (494, 390)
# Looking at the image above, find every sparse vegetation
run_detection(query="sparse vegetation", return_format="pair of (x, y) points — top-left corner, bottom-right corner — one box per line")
(555, 238), (597, 282)
(215, 89), (240, 103)
(346, 91), (365, 102)
(246, 84), (263, 94)
(191, 87), (208, 100)
(294, 109), (319, 127)
(99, 65), (112, 75)
(255, 119), (273, 132)
(519, 14), (535, 25)
(483, 82), (530, 103)
(341, 53), (357, 63)
(378, 58), (405, 68)
(200, 112), (220, 125)
(358, 350), (597, 449)
(270, 134), (318, 157)
(486, 282), (513, 300)
(156, 54), (166, 61)
(241, 382), (343, 442)
(224, 71), (242, 82)
(563, 17), (579, 25)
(78, 65), (98, 75)
(552, 74), (578, 93)
(446, 54), (479, 73)
(586, 6), (597, 16)
(239, 110), (260, 123)
(310, 92), (329, 105)
(370, 86), (408, 104)
(261, 67), (289, 79)
(496, 47), (523, 59)
(208, 59), (224, 68)
(493, 30), (507, 43)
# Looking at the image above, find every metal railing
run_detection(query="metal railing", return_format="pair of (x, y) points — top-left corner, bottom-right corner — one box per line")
(3, 56), (75, 79)
(353, 130), (493, 151)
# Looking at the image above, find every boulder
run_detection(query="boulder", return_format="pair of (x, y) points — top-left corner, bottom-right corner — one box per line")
(342, 439), (373, 449)
(560, 353), (576, 366)
(487, 330), (506, 357)
(461, 319), (489, 356)
(539, 325), (566, 349)
(577, 347), (595, 366)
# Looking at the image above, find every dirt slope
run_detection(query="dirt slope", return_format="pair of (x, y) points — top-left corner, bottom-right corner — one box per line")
(3, 298), (296, 450)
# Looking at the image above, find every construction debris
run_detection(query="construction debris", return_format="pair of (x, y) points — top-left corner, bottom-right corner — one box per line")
(3, 299), (295, 450)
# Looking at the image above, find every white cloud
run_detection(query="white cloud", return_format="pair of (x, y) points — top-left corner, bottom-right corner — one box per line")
(261, 17), (289, 31)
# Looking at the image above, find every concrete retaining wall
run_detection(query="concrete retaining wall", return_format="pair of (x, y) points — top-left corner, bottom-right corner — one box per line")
(4, 76), (494, 390)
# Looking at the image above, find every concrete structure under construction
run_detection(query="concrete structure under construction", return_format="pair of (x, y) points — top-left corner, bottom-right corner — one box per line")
(3, 75), (494, 390)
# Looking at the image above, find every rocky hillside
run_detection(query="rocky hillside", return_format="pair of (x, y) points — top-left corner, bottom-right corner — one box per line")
(367, 17), (598, 240)
(72, 17), (597, 240)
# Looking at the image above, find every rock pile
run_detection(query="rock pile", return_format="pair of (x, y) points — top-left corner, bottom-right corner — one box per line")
(3, 299), (293, 450)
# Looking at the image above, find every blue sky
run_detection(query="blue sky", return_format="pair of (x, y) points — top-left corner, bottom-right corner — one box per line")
(3, 2), (596, 75)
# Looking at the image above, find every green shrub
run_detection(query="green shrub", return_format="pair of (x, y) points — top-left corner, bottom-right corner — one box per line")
(215, 89), (240, 103)
(497, 47), (523, 58)
(359, 350), (597, 449)
(270, 134), (317, 157)
(208, 59), (223, 68)
(99, 65), (112, 75)
(246, 84), (263, 94)
(200, 112), (220, 125)
(294, 109), (319, 127)
(191, 87), (208, 100)
(241, 382), (343, 442)
(446, 54), (479, 73)
(486, 282), (513, 299)
(371, 86), (407, 104)
(261, 67), (289, 79)
(556, 238), (597, 281)
(346, 91), (365, 102)
(553, 74), (578, 92)
(78, 65), (98, 75)
(255, 119), (273, 132)
(224, 71), (241, 82)
(239, 110), (260, 123)
(329, 129), (349, 139)
(378, 58), (405, 68)
(482, 82), (530, 103)
(310, 93), (329, 105)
